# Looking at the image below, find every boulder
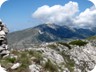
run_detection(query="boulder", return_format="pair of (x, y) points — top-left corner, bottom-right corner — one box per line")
(11, 63), (21, 70)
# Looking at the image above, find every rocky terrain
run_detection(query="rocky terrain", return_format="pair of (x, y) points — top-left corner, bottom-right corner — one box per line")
(0, 39), (96, 72)
(0, 23), (95, 72)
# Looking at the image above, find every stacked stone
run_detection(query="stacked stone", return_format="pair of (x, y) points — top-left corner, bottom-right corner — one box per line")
(0, 21), (9, 57)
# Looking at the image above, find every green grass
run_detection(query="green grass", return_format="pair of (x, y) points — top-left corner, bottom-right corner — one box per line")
(44, 59), (58, 72)
(0, 50), (44, 72)
(27, 50), (43, 64)
(5, 57), (16, 63)
(0, 56), (17, 69)
(18, 51), (31, 68)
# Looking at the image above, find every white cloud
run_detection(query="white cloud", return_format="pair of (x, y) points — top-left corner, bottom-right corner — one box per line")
(89, 0), (96, 7)
(32, 1), (96, 28)
(32, 1), (79, 24)
(74, 6), (96, 28)
(0, 0), (7, 8)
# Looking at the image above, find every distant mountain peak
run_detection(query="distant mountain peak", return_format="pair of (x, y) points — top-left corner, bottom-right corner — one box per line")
(7, 23), (96, 48)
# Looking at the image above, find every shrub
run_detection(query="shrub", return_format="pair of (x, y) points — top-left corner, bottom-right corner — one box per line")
(69, 40), (88, 46)
(6, 57), (16, 63)
(0, 57), (17, 69)
(57, 42), (71, 49)
(47, 44), (57, 49)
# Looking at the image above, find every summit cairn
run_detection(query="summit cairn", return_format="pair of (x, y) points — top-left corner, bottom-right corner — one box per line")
(0, 20), (9, 57)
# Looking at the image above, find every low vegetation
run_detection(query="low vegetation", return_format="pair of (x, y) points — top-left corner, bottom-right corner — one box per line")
(47, 42), (72, 50)
(57, 42), (71, 49)
(0, 50), (43, 72)
(60, 51), (75, 72)
(44, 59), (58, 72)
(28, 50), (43, 64)
(47, 44), (57, 49)
(69, 40), (88, 46)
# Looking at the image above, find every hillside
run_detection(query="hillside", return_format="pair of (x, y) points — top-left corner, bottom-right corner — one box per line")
(7, 24), (96, 49)
(86, 36), (96, 47)
(87, 36), (96, 40)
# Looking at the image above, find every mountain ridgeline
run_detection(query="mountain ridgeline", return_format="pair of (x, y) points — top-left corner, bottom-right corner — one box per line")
(7, 24), (96, 48)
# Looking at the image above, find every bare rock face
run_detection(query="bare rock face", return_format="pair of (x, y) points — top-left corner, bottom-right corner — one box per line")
(0, 21), (9, 57)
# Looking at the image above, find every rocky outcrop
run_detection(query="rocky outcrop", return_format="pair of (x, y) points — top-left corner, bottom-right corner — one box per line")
(0, 21), (9, 57)
(11, 63), (21, 70)
(68, 43), (96, 72)
(27, 42), (96, 72)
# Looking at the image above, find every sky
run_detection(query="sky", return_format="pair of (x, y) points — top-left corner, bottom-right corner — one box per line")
(0, 0), (95, 32)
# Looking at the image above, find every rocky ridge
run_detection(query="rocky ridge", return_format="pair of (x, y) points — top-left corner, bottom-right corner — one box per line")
(0, 40), (96, 72)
